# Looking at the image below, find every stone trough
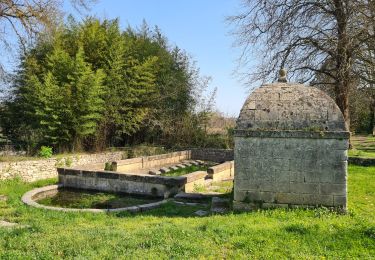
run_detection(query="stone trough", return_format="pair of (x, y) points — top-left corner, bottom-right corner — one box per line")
(22, 149), (235, 212)
(21, 184), (168, 213)
(56, 150), (235, 198)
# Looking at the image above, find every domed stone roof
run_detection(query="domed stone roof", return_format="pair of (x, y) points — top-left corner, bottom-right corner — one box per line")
(236, 82), (346, 132)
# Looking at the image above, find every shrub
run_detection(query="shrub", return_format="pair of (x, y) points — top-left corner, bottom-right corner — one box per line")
(38, 146), (53, 158)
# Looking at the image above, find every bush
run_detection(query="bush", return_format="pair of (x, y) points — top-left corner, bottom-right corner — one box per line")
(38, 146), (53, 158)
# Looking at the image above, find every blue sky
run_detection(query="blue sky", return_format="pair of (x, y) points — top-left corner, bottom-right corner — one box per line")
(1, 0), (248, 116)
(65, 0), (248, 117)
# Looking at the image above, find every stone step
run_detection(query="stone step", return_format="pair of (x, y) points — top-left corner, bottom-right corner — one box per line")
(174, 192), (220, 201)
(210, 197), (230, 214)
(182, 162), (193, 167)
(169, 166), (180, 171)
(148, 169), (161, 175)
(176, 164), (186, 169)
(172, 200), (208, 207)
(190, 161), (200, 166)
(159, 167), (170, 173)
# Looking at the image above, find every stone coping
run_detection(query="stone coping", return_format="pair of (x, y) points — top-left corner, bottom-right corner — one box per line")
(208, 161), (234, 174)
(233, 129), (350, 139)
(21, 185), (168, 213)
(58, 168), (188, 186)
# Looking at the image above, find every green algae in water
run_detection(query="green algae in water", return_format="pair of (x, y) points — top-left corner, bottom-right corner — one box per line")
(37, 188), (159, 209)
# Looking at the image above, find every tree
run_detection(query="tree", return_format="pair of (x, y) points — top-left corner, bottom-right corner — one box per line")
(1, 17), (215, 152)
(0, 0), (94, 71)
(229, 0), (375, 131)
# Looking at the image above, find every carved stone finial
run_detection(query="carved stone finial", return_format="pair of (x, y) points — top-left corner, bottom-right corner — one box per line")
(278, 68), (287, 82)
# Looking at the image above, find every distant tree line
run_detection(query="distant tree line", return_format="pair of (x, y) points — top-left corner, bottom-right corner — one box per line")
(0, 17), (223, 154)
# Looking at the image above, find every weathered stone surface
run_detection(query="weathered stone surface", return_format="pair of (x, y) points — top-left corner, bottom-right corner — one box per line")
(159, 167), (170, 173)
(190, 149), (233, 163)
(233, 82), (348, 211)
(148, 169), (161, 175)
(0, 152), (124, 182)
(211, 197), (230, 207)
(174, 192), (211, 200)
(236, 83), (346, 131)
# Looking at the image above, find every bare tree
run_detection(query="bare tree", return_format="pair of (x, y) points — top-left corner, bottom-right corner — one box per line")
(0, 0), (95, 71)
(229, 0), (375, 131)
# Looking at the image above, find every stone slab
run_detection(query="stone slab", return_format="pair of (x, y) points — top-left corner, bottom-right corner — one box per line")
(159, 167), (170, 173)
(195, 210), (209, 216)
(0, 220), (29, 228)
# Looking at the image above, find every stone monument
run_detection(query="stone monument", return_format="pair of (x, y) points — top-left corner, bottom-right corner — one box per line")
(233, 70), (349, 211)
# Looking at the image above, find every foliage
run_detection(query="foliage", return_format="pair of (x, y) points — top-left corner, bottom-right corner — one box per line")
(1, 18), (215, 153)
(0, 165), (374, 258)
(38, 146), (53, 158)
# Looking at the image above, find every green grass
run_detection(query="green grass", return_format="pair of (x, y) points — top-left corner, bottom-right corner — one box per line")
(194, 180), (233, 194)
(350, 135), (375, 158)
(348, 149), (375, 158)
(38, 189), (159, 209)
(161, 164), (211, 177)
(0, 166), (374, 258)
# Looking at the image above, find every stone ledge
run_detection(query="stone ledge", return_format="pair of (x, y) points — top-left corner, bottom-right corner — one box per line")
(184, 171), (208, 183)
(233, 200), (346, 212)
(233, 129), (350, 139)
(21, 185), (168, 213)
(58, 168), (187, 186)
(348, 157), (375, 166)
(207, 161), (233, 174)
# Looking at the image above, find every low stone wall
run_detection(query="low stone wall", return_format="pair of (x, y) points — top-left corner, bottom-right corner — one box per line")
(0, 149), (234, 182)
(348, 157), (375, 166)
(116, 151), (191, 172)
(184, 171), (208, 193)
(208, 161), (234, 181)
(22, 184), (168, 213)
(57, 167), (207, 198)
(190, 148), (233, 163)
(0, 152), (124, 182)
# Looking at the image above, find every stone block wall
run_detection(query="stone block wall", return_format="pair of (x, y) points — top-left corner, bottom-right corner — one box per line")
(208, 161), (234, 181)
(0, 152), (124, 182)
(190, 148), (233, 163)
(116, 151), (190, 172)
(57, 167), (208, 198)
(233, 136), (349, 210)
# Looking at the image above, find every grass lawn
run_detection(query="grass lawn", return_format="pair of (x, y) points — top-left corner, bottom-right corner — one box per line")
(0, 165), (374, 258)
(350, 135), (375, 158)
